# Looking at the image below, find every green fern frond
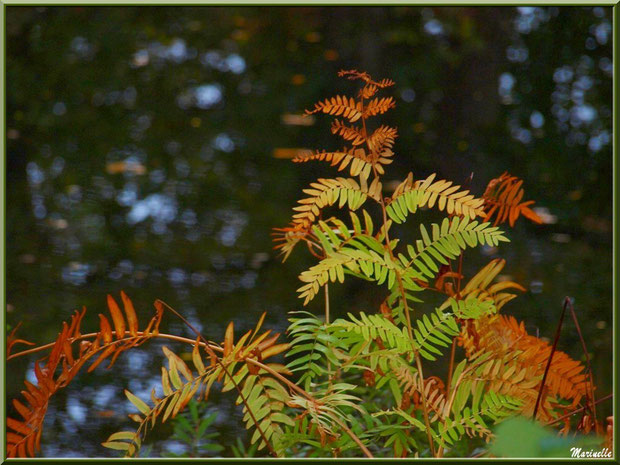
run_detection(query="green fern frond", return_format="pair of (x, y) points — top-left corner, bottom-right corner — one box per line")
(403, 216), (509, 280)
(297, 244), (424, 305)
(286, 311), (347, 390)
(443, 297), (497, 320)
(412, 308), (460, 361)
(330, 312), (413, 354)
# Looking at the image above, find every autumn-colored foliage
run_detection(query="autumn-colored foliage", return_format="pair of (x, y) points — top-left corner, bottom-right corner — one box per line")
(6, 70), (608, 458)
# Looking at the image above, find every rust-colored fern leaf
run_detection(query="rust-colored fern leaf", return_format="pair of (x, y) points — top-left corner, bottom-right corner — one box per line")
(338, 69), (395, 89)
(364, 96), (396, 118)
(367, 125), (398, 156)
(306, 95), (363, 122)
(6, 292), (163, 458)
(482, 172), (544, 227)
(459, 313), (591, 422)
(292, 148), (376, 180)
(331, 119), (366, 145)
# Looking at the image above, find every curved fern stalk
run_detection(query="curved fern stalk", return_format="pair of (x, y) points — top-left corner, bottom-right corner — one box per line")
(386, 173), (486, 223)
(402, 216), (509, 281)
(7, 292), (163, 458)
(291, 177), (381, 229)
(482, 171), (543, 227)
(104, 318), (292, 457)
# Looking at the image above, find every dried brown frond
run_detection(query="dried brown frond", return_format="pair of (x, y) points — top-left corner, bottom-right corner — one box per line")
(337, 69), (395, 88)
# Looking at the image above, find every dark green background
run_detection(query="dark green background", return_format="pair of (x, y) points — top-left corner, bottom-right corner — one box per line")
(6, 6), (613, 457)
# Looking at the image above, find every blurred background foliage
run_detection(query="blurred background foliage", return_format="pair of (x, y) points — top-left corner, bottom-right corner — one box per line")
(6, 6), (612, 457)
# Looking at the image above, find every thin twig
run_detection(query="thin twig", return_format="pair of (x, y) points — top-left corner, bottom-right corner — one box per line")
(533, 297), (569, 421)
(546, 393), (612, 427)
(565, 298), (599, 432)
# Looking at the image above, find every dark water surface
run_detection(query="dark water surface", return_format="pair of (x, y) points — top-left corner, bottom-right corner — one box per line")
(6, 6), (612, 457)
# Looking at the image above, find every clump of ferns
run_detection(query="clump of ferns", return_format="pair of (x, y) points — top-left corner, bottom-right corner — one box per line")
(272, 69), (601, 457)
(7, 70), (606, 459)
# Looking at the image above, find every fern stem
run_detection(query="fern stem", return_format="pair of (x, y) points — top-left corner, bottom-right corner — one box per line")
(324, 283), (333, 387)
(367, 155), (436, 456)
(567, 298), (599, 432)
(533, 297), (569, 421)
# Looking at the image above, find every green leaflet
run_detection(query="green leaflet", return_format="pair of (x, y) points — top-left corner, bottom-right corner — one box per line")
(405, 217), (509, 281)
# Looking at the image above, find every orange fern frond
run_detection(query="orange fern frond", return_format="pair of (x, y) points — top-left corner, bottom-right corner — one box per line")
(7, 323), (35, 357)
(363, 96), (396, 118)
(482, 172), (543, 227)
(305, 95), (363, 122)
(6, 292), (163, 458)
(337, 69), (395, 88)
(459, 313), (591, 422)
(292, 147), (382, 179)
(330, 119), (365, 145)
(367, 125), (398, 154)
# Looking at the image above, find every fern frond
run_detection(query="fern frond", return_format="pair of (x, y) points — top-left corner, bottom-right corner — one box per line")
(403, 216), (509, 281)
(292, 148), (378, 180)
(338, 69), (395, 89)
(459, 313), (591, 421)
(286, 311), (347, 390)
(291, 177), (378, 229)
(437, 391), (522, 447)
(449, 258), (526, 311)
(367, 125), (398, 156)
(412, 307), (460, 361)
(330, 312), (413, 354)
(387, 173), (486, 223)
(331, 119), (365, 145)
(443, 297), (497, 320)
(482, 172), (543, 227)
(272, 223), (311, 262)
(364, 96), (396, 118)
(396, 371), (448, 422)
(297, 243), (424, 305)
(104, 318), (291, 457)
(288, 383), (365, 441)
(7, 292), (163, 458)
(306, 95), (363, 122)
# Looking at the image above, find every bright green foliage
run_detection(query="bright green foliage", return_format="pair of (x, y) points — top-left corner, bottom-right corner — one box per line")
(402, 217), (509, 280)
(412, 308), (460, 361)
(163, 403), (224, 457)
(286, 311), (346, 390)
